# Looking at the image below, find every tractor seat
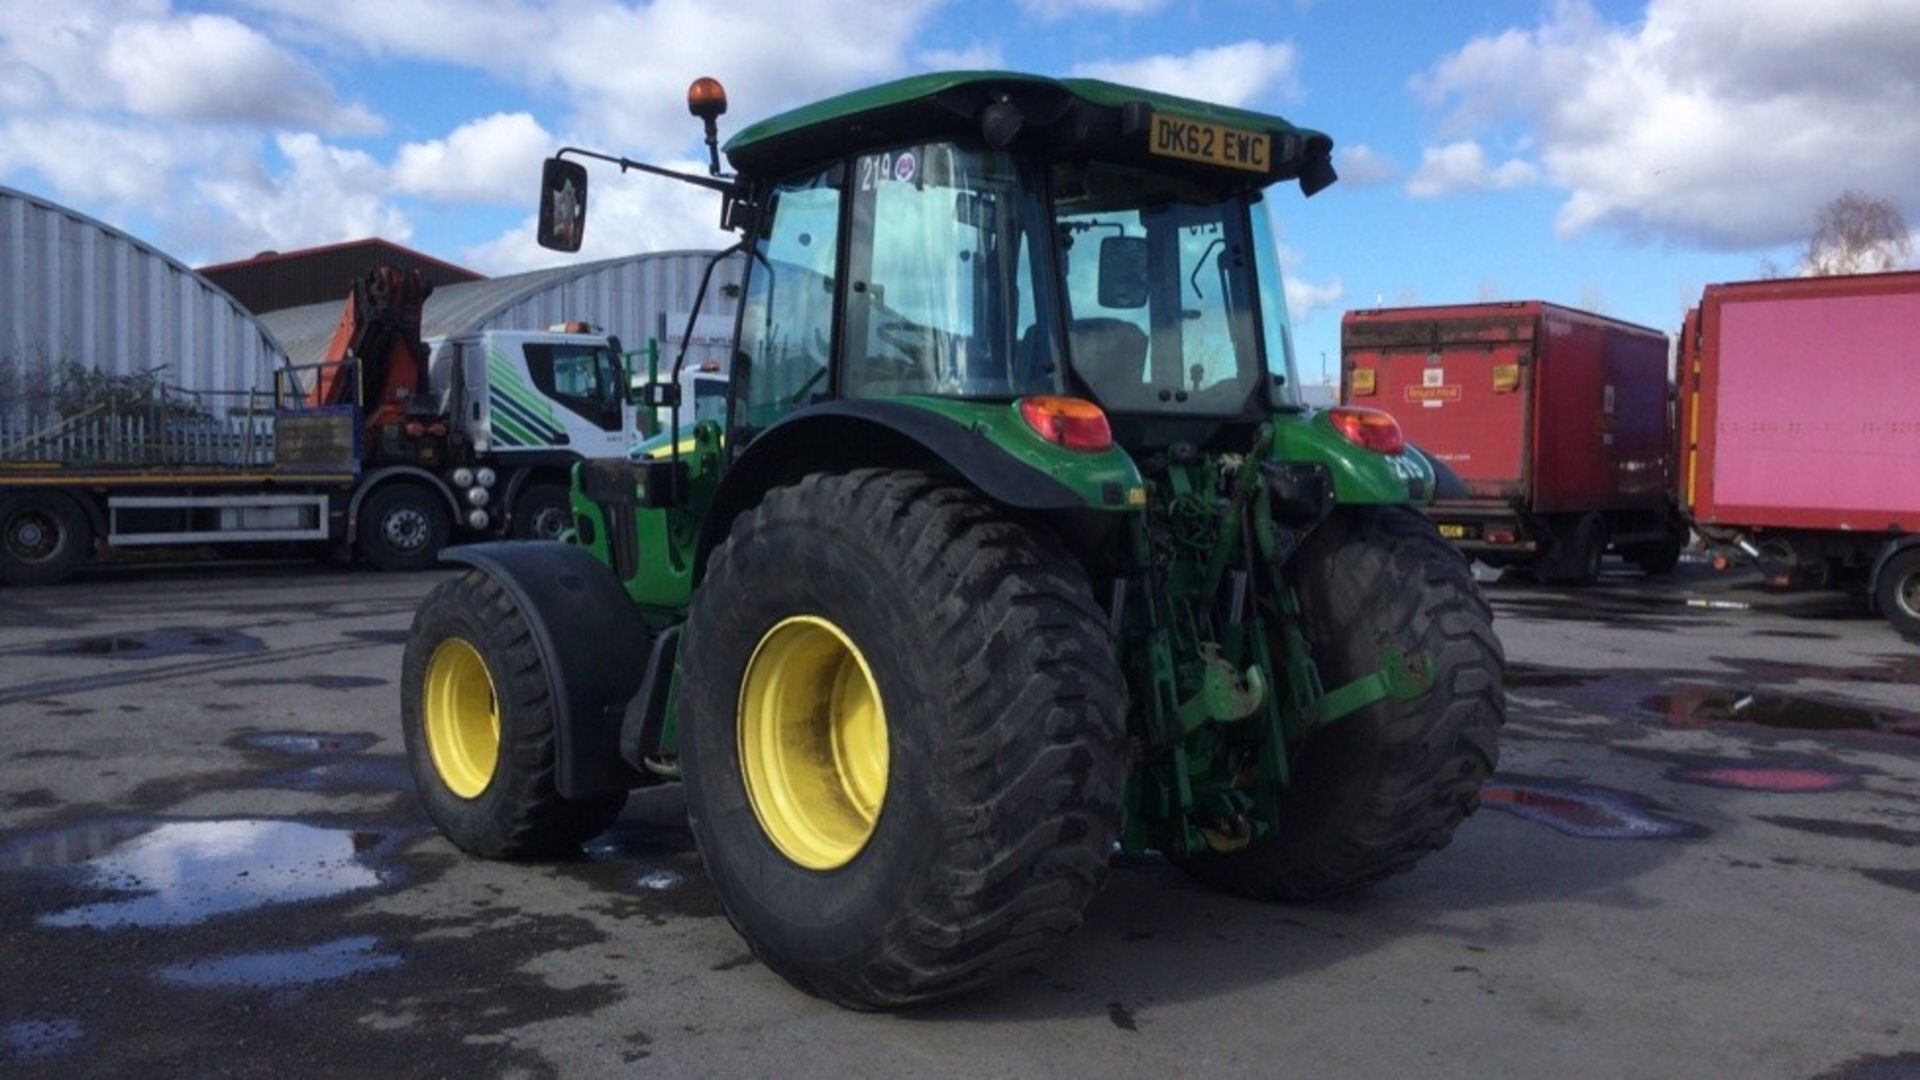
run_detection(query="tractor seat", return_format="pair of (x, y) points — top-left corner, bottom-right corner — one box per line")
(1069, 318), (1149, 384)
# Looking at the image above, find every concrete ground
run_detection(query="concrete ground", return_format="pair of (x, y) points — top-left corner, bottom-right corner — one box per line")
(1, 555), (1915, 1078)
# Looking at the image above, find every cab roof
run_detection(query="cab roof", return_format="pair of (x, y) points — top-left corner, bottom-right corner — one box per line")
(723, 71), (1336, 195)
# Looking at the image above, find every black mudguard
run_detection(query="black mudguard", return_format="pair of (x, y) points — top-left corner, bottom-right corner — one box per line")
(442, 542), (651, 798)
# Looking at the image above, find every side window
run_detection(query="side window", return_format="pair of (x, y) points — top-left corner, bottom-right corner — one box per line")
(524, 343), (620, 431)
(737, 170), (841, 432)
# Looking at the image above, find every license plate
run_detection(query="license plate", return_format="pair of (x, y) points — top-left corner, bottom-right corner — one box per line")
(1149, 113), (1271, 174)
(1438, 524), (1469, 540)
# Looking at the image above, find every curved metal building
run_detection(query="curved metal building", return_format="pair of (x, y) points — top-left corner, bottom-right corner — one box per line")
(259, 251), (744, 375)
(0, 185), (288, 424)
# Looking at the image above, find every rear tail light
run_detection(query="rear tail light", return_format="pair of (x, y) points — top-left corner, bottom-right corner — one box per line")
(1018, 396), (1113, 452)
(1328, 406), (1405, 455)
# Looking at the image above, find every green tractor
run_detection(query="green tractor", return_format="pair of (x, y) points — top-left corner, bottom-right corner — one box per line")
(401, 71), (1504, 1008)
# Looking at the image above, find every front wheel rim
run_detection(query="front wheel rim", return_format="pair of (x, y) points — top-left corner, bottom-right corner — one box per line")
(424, 638), (500, 798)
(737, 616), (889, 870)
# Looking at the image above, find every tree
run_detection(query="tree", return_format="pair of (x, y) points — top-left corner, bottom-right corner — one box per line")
(1800, 192), (1912, 276)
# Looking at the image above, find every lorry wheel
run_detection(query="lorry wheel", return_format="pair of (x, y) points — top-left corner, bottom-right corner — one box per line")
(401, 570), (628, 857)
(510, 483), (572, 541)
(359, 483), (449, 571)
(1178, 507), (1504, 901)
(1626, 518), (1689, 576)
(0, 493), (93, 586)
(678, 469), (1129, 1008)
(1876, 549), (1920, 640)
(1536, 512), (1606, 586)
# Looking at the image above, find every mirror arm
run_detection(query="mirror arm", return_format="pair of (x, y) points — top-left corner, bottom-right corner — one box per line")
(555, 146), (738, 195)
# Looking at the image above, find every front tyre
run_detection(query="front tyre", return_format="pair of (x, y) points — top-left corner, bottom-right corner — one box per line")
(359, 483), (450, 571)
(1179, 507), (1504, 901)
(401, 570), (626, 857)
(679, 470), (1128, 1009)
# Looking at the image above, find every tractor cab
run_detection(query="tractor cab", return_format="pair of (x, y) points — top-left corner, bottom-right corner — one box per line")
(541, 72), (1338, 459)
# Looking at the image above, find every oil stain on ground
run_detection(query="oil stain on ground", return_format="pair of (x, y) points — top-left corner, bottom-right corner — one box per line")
(1481, 775), (1708, 840)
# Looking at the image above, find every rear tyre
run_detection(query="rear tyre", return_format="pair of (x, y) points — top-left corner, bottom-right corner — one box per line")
(1536, 512), (1606, 586)
(510, 483), (572, 541)
(0, 493), (93, 586)
(1625, 517), (1688, 576)
(1876, 548), (1920, 641)
(679, 469), (1129, 1008)
(401, 570), (627, 857)
(1177, 507), (1504, 901)
(359, 483), (449, 571)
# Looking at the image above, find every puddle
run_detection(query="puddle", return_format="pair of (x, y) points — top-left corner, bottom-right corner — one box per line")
(26, 627), (265, 660)
(1507, 665), (1603, 688)
(1481, 777), (1706, 840)
(156, 935), (403, 990)
(2, 1017), (82, 1061)
(1648, 685), (1920, 738)
(635, 869), (682, 891)
(33, 819), (389, 929)
(233, 732), (380, 755)
(1669, 765), (1855, 793)
(268, 758), (416, 793)
(0, 818), (162, 870)
(218, 675), (388, 691)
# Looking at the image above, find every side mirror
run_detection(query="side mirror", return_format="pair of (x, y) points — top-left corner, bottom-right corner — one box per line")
(1097, 236), (1149, 309)
(537, 158), (589, 252)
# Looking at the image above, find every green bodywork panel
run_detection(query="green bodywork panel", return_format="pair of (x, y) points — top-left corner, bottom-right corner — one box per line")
(1271, 410), (1437, 504)
(725, 71), (1330, 163)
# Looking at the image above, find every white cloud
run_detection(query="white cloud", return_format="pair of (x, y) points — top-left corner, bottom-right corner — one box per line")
(1018, 0), (1167, 19)
(1334, 144), (1396, 186)
(0, 117), (199, 205)
(192, 133), (409, 257)
(462, 160), (733, 275)
(1268, 233), (1344, 322)
(1414, 0), (1920, 247)
(1073, 41), (1301, 107)
(2, 3), (378, 133)
(392, 113), (553, 204)
(1404, 140), (1539, 199)
(919, 44), (1005, 70)
(243, 0), (945, 158)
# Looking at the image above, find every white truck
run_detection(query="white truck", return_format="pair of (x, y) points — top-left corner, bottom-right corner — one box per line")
(0, 268), (658, 585)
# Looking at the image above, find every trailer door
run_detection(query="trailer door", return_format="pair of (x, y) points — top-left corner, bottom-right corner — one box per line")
(1344, 311), (1535, 500)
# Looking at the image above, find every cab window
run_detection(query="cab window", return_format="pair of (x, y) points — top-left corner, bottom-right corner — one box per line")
(737, 168), (842, 433)
(524, 342), (622, 431)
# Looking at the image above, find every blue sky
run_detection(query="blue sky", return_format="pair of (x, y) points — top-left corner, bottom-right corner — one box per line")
(4, 1), (1916, 386)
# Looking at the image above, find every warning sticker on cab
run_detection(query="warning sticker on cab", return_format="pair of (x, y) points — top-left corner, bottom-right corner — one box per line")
(1149, 113), (1270, 173)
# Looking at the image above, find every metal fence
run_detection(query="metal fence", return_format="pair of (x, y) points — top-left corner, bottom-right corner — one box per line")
(0, 392), (277, 468)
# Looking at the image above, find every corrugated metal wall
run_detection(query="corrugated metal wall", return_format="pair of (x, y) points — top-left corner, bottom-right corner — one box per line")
(260, 250), (744, 375)
(1, 186), (287, 425)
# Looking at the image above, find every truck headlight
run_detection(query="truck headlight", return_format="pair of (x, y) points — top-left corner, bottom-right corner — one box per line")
(451, 467), (475, 488)
(475, 467), (497, 488)
(467, 487), (491, 508)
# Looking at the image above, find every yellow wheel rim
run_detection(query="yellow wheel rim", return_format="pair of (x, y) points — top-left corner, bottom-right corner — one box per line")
(737, 616), (889, 870)
(424, 637), (500, 799)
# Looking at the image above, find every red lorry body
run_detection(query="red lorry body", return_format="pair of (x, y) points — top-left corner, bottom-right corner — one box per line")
(1342, 301), (1676, 577)
(1678, 271), (1920, 537)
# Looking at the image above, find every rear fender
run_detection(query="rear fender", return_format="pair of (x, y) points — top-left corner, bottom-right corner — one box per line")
(697, 399), (1141, 580)
(441, 542), (652, 797)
